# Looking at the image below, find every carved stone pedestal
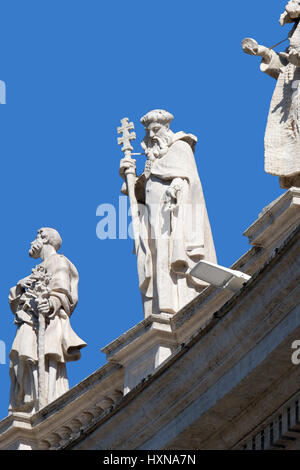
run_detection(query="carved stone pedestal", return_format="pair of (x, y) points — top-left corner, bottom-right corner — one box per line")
(244, 187), (300, 251)
(102, 314), (178, 395)
(0, 413), (37, 450)
(2, 188), (300, 450)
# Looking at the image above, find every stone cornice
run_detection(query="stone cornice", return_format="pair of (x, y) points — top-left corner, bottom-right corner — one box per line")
(1, 222), (299, 449)
(61, 224), (300, 449)
(1, 189), (300, 450)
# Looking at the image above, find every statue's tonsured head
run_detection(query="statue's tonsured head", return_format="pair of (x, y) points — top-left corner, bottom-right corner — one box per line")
(29, 227), (62, 259)
(280, 1), (300, 25)
(140, 109), (174, 159)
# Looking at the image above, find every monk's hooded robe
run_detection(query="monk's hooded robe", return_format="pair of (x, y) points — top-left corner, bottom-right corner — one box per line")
(261, 21), (300, 188)
(9, 253), (86, 413)
(135, 132), (217, 316)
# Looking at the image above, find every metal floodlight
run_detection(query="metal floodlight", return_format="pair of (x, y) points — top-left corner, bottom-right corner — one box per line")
(190, 260), (251, 293)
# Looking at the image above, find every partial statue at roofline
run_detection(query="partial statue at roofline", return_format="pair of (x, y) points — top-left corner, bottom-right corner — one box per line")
(242, 0), (300, 189)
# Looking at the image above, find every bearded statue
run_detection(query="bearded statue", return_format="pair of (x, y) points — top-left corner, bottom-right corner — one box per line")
(8, 228), (86, 414)
(242, 1), (300, 188)
(280, 0), (300, 25)
(119, 110), (217, 317)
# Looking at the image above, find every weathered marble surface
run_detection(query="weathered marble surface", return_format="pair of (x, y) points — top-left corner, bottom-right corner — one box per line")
(1, 190), (299, 450)
(119, 110), (217, 317)
(9, 228), (86, 414)
(242, 1), (300, 188)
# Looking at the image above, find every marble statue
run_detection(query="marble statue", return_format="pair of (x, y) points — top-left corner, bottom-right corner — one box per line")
(9, 228), (87, 414)
(119, 110), (217, 317)
(242, 1), (300, 188)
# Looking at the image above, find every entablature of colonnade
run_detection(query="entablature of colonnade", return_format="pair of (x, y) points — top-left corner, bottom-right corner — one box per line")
(0, 189), (299, 450)
(68, 221), (300, 450)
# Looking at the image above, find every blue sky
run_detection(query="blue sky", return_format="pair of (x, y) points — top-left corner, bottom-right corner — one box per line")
(0, 0), (288, 420)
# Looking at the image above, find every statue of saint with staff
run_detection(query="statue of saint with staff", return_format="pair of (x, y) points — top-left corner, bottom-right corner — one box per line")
(8, 228), (86, 413)
(118, 110), (217, 317)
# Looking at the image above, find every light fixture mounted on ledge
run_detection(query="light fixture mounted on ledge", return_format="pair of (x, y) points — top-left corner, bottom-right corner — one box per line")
(190, 260), (251, 293)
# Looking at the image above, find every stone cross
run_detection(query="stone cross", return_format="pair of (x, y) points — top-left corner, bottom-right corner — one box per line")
(117, 117), (140, 256)
(117, 118), (136, 157)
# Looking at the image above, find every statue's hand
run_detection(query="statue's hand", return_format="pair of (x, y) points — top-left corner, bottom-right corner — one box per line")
(164, 185), (181, 211)
(242, 38), (259, 56)
(165, 186), (178, 200)
(18, 277), (32, 290)
(16, 277), (33, 296)
(36, 298), (52, 316)
(242, 38), (272, 61)
(281, 48), (300, 66)
(119, 157), (136, 179)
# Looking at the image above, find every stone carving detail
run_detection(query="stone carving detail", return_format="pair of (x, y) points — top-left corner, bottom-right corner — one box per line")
(39, 389), (124, 449)
(39, 440), (51, 450)
(96, 397), (114, 411)
(8, 228), (87, 414)
(46, 433), (61, 449)
(242, 1), (300, 188)
(109, 390), (123, 402)
(56, 426), (72, 446)
(240, 395), (300, 450)
(78, 411), (94, 427)
(118, 110), (217, 317)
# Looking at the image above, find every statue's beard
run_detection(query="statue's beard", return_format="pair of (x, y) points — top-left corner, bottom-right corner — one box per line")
(29, 240), (43, 259)
(281, 2), (300, 24)
(287, 1), (300, 17)
(143, 133), (173, 160)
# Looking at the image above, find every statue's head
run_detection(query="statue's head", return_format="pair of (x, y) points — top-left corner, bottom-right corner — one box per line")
(280, 1), (300, 25)
(140, 109), (174, 159)
(29, 227), (62, 259)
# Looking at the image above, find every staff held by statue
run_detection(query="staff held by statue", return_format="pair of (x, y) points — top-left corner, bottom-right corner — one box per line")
(27, 266), (52, 410)
(117, 117), (140, 254)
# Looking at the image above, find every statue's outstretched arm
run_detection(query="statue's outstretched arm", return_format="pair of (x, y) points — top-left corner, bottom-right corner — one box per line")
(242, 38), (286, 80)
(260, 49), (286, 80)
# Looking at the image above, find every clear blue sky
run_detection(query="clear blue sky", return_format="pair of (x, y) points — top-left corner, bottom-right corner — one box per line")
(0, 0), (287, 420)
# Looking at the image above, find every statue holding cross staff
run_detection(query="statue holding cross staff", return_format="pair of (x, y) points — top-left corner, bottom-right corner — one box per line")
(118, 110), (217, 317)
(117, 118), (140, 254)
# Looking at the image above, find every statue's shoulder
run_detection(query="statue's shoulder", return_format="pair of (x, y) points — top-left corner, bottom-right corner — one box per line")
(46, 253), (79, 279)
(58, 254), (79, 279)
(46, 253), (70, 271)
(171, 132), (197, 153)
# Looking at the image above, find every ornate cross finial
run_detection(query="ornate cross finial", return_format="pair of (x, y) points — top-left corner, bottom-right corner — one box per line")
(117, 118), (136, 156)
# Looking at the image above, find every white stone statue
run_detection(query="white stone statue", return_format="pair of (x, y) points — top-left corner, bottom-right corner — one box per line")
(242, 1), (300, 188)
(119, 110), (217, 317)
(9, 228), (87, 414)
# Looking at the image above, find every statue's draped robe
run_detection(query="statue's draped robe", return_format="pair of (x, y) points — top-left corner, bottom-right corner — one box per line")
(136, 133), (217, 316)
(261, 22), (300, 188)
(9, 253), (86, 413)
